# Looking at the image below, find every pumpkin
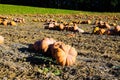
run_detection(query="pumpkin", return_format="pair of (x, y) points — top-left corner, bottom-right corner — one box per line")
(104, 22), (111, 29)
(0, 19), (2, 24)
(33, 38), (56, 53)
(2, 20), (8, 26)
(54, 22), (59, 26)
(45, 22), (55, 29)
(64, 24), (70, 31)
(58, 23), (64, 30)
(63, 22), (68, 26)
(51, 42), (78, 66)
(0, 36), (4, 44)
(99, 28), (106, 35)
(13, 18), (25, 23)
(10, 21), (17, 26)
(99, 21), (104, 26)
(81, 20), (91, 24)
(115, 25), (120, 32)
(68, 23), (78, 31)
(87, 20), (91, 24)
(72, 20), (80, 24)
(33, 19), (39, 22)
(54, 23), (64, 30)
(110, 23), (116, 26)
(73, 23), (78, 31)
(48, 23), (55, 29)
(94, 20), (99, 25)
(93, 27), (100, 34)
(60, 20), (64, 23)
(97, 21), (104, 27)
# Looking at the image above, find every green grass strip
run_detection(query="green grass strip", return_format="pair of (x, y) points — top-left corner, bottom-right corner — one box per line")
(0, 4), (119, 15)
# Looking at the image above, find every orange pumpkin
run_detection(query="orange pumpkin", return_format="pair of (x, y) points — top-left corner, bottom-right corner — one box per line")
(33, 38), (56, 53)
(94, 20), (99, 25)
(2, 20), (8, 26)
(0, 19), (2, 24)
(0, 36), (4, 44)
(110, 23), (116, 26)
(58, 23), (64, 30)
(104, 22), (111, 29)
(54, 22), (59, 26)
(115, 25), (120, 32)
(99, 21), (104, 26)
(73, 23), (78, 31)
(64, 24), (70, 31)
(51, 42), (78, 66)
(68, 23), (78, 31)
(10, 21), (17, 26)
(97, 21), (104, 28)
(99, 28), (106, 35)
(87, 20), (91, 24)
(33, 19), (39, 22)
(81, 20), (91, 24)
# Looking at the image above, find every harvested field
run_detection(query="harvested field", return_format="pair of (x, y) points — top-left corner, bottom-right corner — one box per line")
(0, 14), (120, 80)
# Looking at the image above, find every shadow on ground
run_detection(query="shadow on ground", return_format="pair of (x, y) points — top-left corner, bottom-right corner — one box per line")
(18, 44), (57, 65)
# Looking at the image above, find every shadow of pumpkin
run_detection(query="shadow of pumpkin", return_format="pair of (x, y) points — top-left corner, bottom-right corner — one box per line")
(18, 44), (57, 65)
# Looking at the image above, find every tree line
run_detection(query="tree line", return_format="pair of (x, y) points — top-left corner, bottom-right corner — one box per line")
(1, 0), (120, 12)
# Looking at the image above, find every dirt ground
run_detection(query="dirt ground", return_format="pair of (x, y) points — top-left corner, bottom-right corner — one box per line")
(0, 14), (120, 80)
